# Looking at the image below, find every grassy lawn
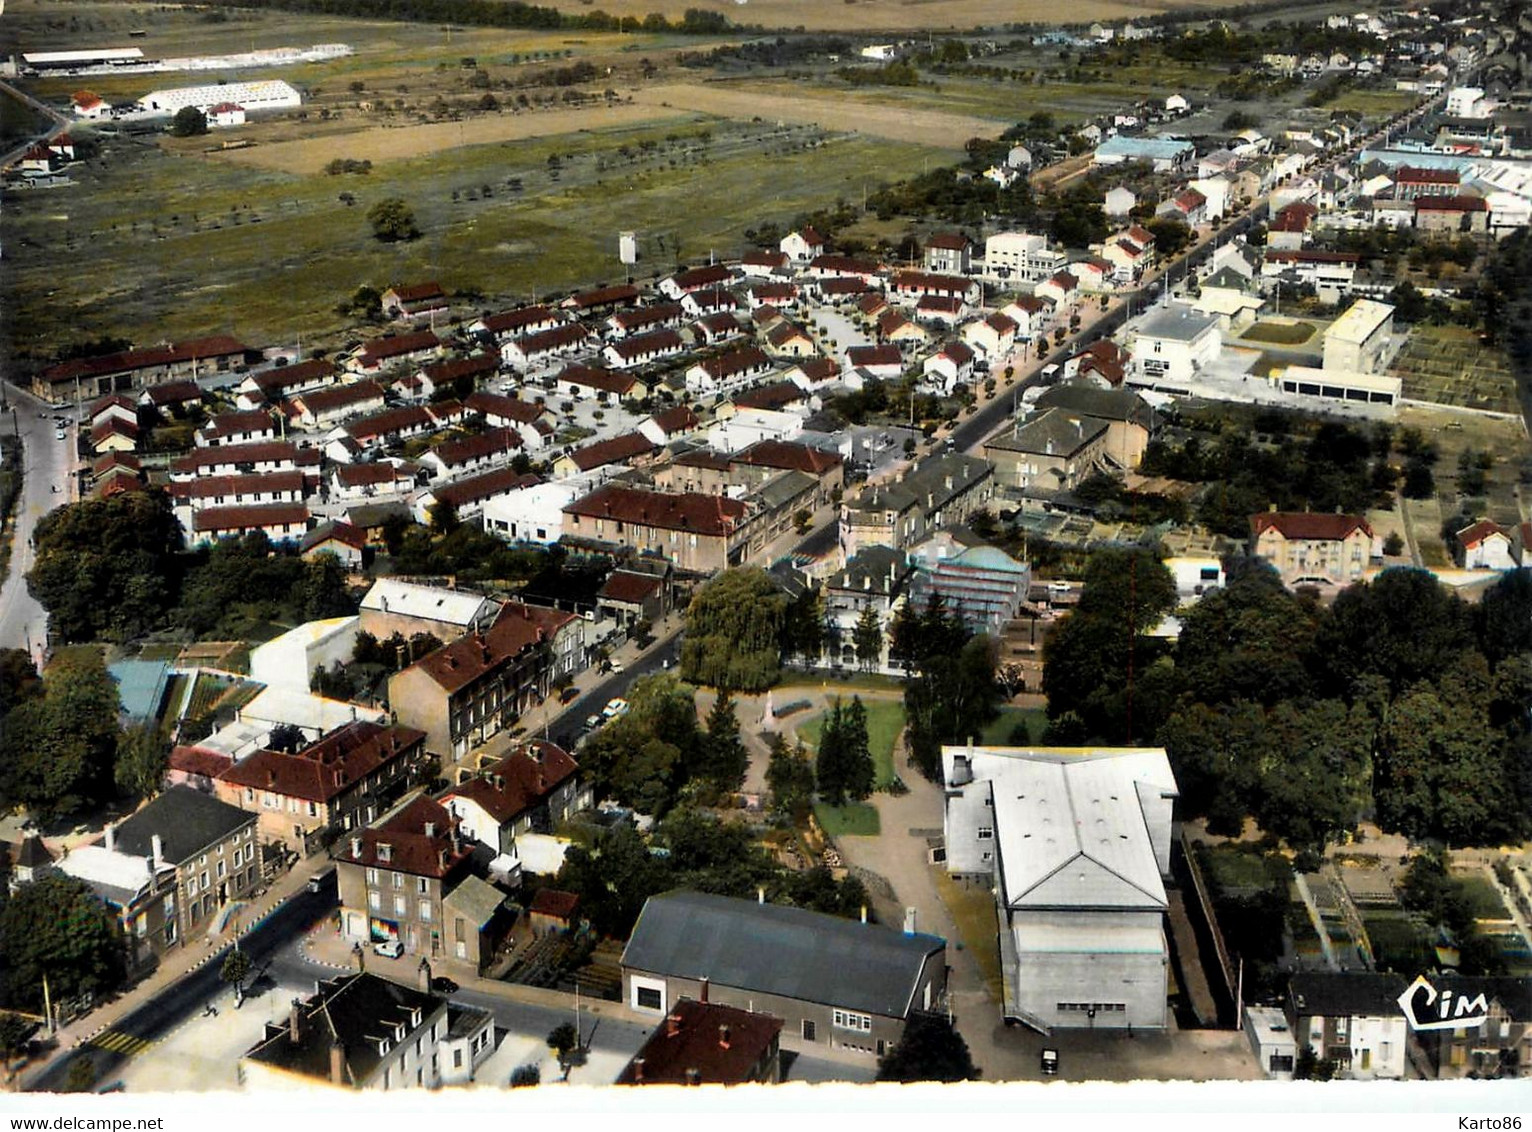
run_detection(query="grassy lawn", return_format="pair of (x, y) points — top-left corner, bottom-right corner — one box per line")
(1198, 842), (1289, 893)
(1457, 872), (1512, 920)
(933, 868), (1002, 1003)
(813, 801), (881, 838)
(1240, 320), (1319, 346)
(798, 699), (904, 788)
(976, 706), (1047, 746)
(782, 671), (906, 693)
(1323, 89), (1417, 117)
(1363, 912), (1434, 973)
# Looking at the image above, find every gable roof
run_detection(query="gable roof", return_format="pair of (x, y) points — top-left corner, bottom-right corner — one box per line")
(302, 520), (368, 553)
(598, 569), (665, 604)
(193, 503), (310, 533)
(621, 890), (944, 1019)
(566, 432), (657, 472)
(986, 407), (1108, 457)
(559, 364), (640, 396)
(464, 391), (546, 424)
(1035, 383), (1152, 428)
(111, 784), (254, 865)
(427, 426), (520, 468)
(1250, 511), (1373, 541)
(220, 722), (424, 803)
(404, 601), (575, 696)
(289, 380), (386, 417)
(733, 439), (840, 476)
(1288, 972), (1408, 1019)
(337, 794), (471, 878)
(565, 483), (748, 537)
(1456, 519), (1507, 547)
(359, 579), (495, 627)
(616, 999), (783, 1086)
(443, 742), (578, 826)
(430, 467), (540, 509)
(731, 381), (805, 412)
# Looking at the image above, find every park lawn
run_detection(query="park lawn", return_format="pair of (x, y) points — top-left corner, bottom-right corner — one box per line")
(798, 699), (905, 788)
(1241, 320), (1318, 345)
(1456, 872), (1512, 920)
(814, 801), (881, 838)
(977, 706), (1047, 746)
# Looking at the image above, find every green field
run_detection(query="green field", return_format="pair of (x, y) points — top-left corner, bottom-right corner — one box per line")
(799, 698), (905, 789)
(813, 801), (881, 838)
(977, 706), (1047, 746)
(1457, 872), (1512, 920)
(1241, 320), (1319, 346)
(1322, 89), (1417, 117)
(1363, 912), (1434, 973)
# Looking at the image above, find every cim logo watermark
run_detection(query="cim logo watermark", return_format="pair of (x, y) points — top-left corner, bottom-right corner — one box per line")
(1397, 975), (1490, 1031)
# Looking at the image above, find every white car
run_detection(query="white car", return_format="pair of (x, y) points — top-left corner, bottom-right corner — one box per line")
(373, 939), (404, 959)
(602, 698), (629, 719)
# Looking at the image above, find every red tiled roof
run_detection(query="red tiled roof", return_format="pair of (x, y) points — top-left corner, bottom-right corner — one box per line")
(697, 311), (743, 336)
(750, 283), (797, 303)
(193, 502), (310, 533)
(1415, 194), (1487, 211)
(528, 887), (581, 919)
(847, 344), (903, 368)
(985, 312), (1018, 334)
(429, 426), (520, 467)
(650, 405), (699, 434)
(698, 345), (769, 380)
(334, 462), (407, 487)
(615, 999), (782, 1086)
(734, 439), (840, 475)
(357, 331), (441, 363)
(303, 521), (368, 552)
(565, 483), (748, 536)
(670, 264), (733, 291)
(857, 293), (889, 315)
(564, 283), (641, 310)
(89, 392), (137, 418)
(1126, 225), (1155, 247)
(221, 722), (425, 804)
(598, 570), (664, 604)
(1250, 511), (1372, 541)
(765, 321), (810, 347)
(607, 329), (684, 362)
(741, 250), (789, 269)
(566, 432), (657, 471)
(407, 602), (576, 695)
(916, 295), (965, 315)
(817, 277), (872, 296)
(91, 417), (138, 444)
(927, 232), (971, 250)
(444, 742), (578, 825)
(289, 380), (385, 417)
(93, 451), (142, 477)
(891, 270), (971, 294)
(170, 470), (305, 501)
(253, 360), (338, 395)
(1456, 519), (1507, 547)
(939, 340), (975, 364)
(200, 409), (276, 440)
(346, 405), (435, 443)
(423, 353), (498, 384)
(1045, 271), (1079, 291)
(336, 795), (472, 879)
(560, 364), (640, 396)
(1396, 166), (1460, 184)
(1264, 250), (1361, 264)
(792, 357), (840, 382)
(169, 745), (234, 780)
(798, 226), (824, 247)
(478, 305), (558, 335)
(732, 381), (805, 412)
(511, 323), (589, 355)
(464, 391), (545, 424)
(142, 379), (204, 406)
(809, 254), (881, 276)
(43, 335), (252, 386)
(171, 441), (317, 475)
(432, 468), (540, 509)
(877, 309), (915, 337)
(612, 302), (685, 332)
(385, 281), (446, 303)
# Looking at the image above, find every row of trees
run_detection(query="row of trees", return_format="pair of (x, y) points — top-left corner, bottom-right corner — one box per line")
(1045, 547), (1532, 849)
(891, 594), (1002, 781)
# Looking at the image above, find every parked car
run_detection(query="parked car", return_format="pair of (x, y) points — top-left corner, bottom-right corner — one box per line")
(373, 939), (404, 959)
(602, 697), (629, 719)
(430, 976), (459, 994)
(55, 429), (66, 441)
(584, 713), (602, 729)
(608, 659), (624, 674)
(559, 685), (580, 704)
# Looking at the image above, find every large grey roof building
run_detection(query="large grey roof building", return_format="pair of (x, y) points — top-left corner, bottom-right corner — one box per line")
(621, 890), (948, 1061)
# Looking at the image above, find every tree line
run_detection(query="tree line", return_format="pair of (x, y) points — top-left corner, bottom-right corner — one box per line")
(1045, 548), (1532, 849)
(208, 0), (733, 34)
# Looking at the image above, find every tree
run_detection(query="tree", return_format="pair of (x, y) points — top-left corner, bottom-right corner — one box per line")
(840, 696), (875, 801)
(876, 1012), (979, 1082)
(366, 197), (420, 242)
(680, 568), (788, 691)
(0, 649), (41, 721)
(547, 1022), (579, 1077)
(0, 876), (124, 1012)
(815, 698), (849, 806)
(509, 1064), (541, 1087)
(221, 946), (252, 1007)
(702, 690), (748, 792)
(429, 498), (460, 536)
(114, 725), (169, 802)
(0, 649), (123, 821)
(169, 106), (208, 137)
(766, 733), (816, 823)
(852, 606), (883, 672)
(27, 491), (183, 643)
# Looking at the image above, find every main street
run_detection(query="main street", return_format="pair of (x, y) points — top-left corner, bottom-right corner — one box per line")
(0, 379), (77, 659)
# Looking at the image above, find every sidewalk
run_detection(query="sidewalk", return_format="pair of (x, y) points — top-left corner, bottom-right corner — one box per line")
(17, 852), (331, 1092)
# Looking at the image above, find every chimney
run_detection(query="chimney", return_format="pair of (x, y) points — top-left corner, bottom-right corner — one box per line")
(666, 1013), (682, 1038)
(632, 1058), (645, 1083)
(718, 1024), (731, 1049)
(329, 1042), (346, 1086)
(903, 907), (917, 936)
(105, 824), (116, 852)
(151, 834), (165, 868)
(289, 998), (302, 1044)
(418, 958), (432, 993)
(425, 821), (436, 838)
(699, 977), (709, 1003)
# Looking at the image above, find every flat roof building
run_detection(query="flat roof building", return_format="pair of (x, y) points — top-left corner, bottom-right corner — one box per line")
(1322, 299), (1394, 375)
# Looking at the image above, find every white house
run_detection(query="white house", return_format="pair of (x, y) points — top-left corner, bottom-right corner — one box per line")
(922, 341), (976, 394)
(706, 407), (803, 454)
(481, 479), (583, 545)
(962, 313), (1018, 360)
(1457, 520), (1516, 570)
(1129, 305), (1222, 387)
(943, 744), (1179, 1034)
(249, 616), (361, 694)
(780, 227), (826, 263)
(1104, 186), (1137, 217)
(983, 232), (1065, 284)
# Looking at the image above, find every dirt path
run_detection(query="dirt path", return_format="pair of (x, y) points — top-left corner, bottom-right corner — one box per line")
(630, 83), (1003, 148)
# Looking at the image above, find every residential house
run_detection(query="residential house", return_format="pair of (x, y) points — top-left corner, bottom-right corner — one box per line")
(287, 381), (387, 431)
(1323, 299), (1394, 375)
(55, 840), (178, 973)
(685, 345), (774, 395)
(562, 484), (753, 574)
(170, 441), (321, 483)
(890, 271), (981, 306)
(839, 454), (994, 558)
(34, 335), (255, 401)
(637, 405), (702, 447)
(737, 250), (791, 279)
(191, 503), (311, 548)
(387, 600), (578, 761)
(617, 999), (783, 1086)
(1129, 305), (1222, 387)
(943, 745), (1178, 1033)
(680, 288), (739, 320)
(983, 232), (1065, 284)
(239, 973), (493, 1090)
(603, 329), (686, 371)
(805, 255), (882, 285)
(420, 428), (520, 482)
(195, 409), (277, 449)
(1156, 187), (1207, 227)
(844, 345), (904, 378)
(381, 282), (449, 322)
(764, 320), (815, 358)
(982, 408), (1110, 495)
(1033, 384), (1155, 468)
(915, 295), (968, 326)
(470, 305), (562, 344)
(358, 578), (499, 643)
(417, 354), (499, 400)
(554, 364), (649, 405)
(1249, 511), (1375, 587)
(922, 341), (976, 394)
(1285, 973), (1408, 1080)
(301, 521), (368, 570)
(101, 785), (260, 954)
(561, 284), (641, 317)
(215, 722), (428, 858)
(1456, 519), (1516, 570)
(411, 468), (541, 526)
(441, 741), (588, 863)
(621, 890), (947, 1061)
(925, 233), (973, 275)
(658, 264), (734, 300)
(824, 545), (910, 670)
(877, 310), (930, 347)
(463, 392), (555, 450)
(502, 324), (590, 372)
(140, 379), (205, 418)
(1034, 271), (1080, 311)
(350, 332), (443, 376)
(998, 295), (1055, 341)
(1411, 976), (1532, 1079)
(170, 470), (306, 533)
(1267, 202), (1319, 251)
(962, 313), (1018, 361)
(731, 439), (844, 508)
(780, 228), (825, 263)
(553, 432), (658, 478)
(1059, 339), (1132, 389)
(329, 462), (416, 503)
(596, 568), (670, 628)
(1261, 250), (1360, 302)
(237, 360), (338, 410)
(694, 311), (746, 347)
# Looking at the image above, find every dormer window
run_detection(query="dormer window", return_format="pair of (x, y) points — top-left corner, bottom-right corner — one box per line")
(377, 1038), (390, 1057)
(378, 843), (392, 863)
(410, 1007), (422, 1028)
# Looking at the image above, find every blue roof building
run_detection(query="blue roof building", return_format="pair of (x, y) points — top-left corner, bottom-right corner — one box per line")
(1093, 135), (1195, 172)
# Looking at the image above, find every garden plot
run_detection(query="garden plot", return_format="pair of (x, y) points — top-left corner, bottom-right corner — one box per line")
(1390, 326), (1521, 416)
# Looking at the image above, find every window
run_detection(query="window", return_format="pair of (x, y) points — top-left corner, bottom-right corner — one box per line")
(217, 861), (226, 879)
(635, 986), (663, 1011)
(308, 801), (318, 818)
(393, 872), (403, 889)
(833, 1010), (872, 1033)
(802, 1020), (817, 1042)
(453, 1049), (463, 1069)
(201, 872), (209, 890)
(394, 895), (407, 917)
(417, 877), (428, 894)
(369, 891), (381, 911)
(977, 827), (994, 840)
(1270, 1054), (1294, 1073)
(419, 901), (432, 923)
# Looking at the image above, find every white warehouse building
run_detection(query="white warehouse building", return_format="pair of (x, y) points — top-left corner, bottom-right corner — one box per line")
(136, 79), (301, 116)
(942, 744), (1179, 1035)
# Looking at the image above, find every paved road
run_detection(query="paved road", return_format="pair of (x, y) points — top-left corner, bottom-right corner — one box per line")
(0, 380), (78, 659)
(0, 78), (72, 173)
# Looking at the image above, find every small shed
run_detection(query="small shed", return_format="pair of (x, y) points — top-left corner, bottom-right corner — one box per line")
(528, 888), (581, 939)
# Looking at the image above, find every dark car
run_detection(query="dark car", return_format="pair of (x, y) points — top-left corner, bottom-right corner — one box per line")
(559, 685), (580, 704)
(430, 976), (459, 994)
